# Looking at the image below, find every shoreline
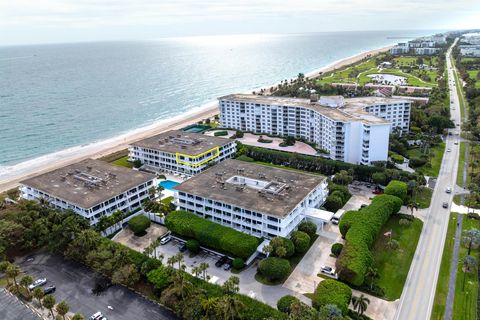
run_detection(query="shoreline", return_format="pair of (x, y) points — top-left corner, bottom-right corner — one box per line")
(0, 44), (392, 193)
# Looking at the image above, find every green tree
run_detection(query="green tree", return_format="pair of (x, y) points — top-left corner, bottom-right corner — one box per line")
(43, 294), (56, 319)
(71, 314), (85, 320)
(112, 264), (140, 287)
(352, 294), (370, 315)
(219, 276), (244, 320)
(462, 255), (477, 291)
(291, 231), (311, 254)
(406, 202), (419, 218)
(20, 275), (33, 298)
(128, 215), (151, 235)
(56, 301), (69, 320)
(0, 261), (12, 286)
(365, 267), (379, 290)
(6, 263), (20, 290)
(462, 228), (480, 255)
(32, 287), (45, 308)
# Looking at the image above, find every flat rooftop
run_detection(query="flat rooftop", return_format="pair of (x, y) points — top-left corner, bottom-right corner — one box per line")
(131, 130), (232, 156)
(20, 159), (156, 209)
(174, 159), (326, 218)
(219, 94), (411, 125)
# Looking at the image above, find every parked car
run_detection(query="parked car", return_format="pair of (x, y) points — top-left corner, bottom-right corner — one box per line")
(43, 285), (56, 295)
(215, 256), (228, 268)
(454, 141), (459, 145)
(179, 242), (187, 252)
(223, 260), (233, 271)
(320, 266), (336, 276)
(447, 148), (451, 152)
(89, 312), (107, 320)
(28, 278), (47, 290)
(160, 236), (172, 245)
(446, 187), (452, 194)
(442, 202), (449, 209)
(372, 189), (383, 195)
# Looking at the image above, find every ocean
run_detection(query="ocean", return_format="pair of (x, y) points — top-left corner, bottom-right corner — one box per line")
(0, 30), (432, 170)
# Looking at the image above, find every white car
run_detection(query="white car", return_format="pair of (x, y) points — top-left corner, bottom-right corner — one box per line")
(160, 235), (171, 245)
(446, 187), (452, 193)
(447, 149), (451, 152)
(28, 278), (47, 290)
(320, 266), (336, 276)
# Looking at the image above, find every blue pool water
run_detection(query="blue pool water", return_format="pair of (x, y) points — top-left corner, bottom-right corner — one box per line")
(159, 180), (180, 190)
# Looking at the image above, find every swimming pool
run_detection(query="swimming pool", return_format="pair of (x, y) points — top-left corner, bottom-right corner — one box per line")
(159, 180), (180, 190)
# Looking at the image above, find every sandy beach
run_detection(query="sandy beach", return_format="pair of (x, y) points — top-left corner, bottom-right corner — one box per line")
(0, 44), (392, 193)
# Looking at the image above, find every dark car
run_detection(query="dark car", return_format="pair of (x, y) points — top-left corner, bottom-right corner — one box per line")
(179, 243), (187, 252)
(215, 255), (228, 268)
(43, 285), (56, 295)
(223, 259), (233, 271)
(442, 202), (449, 209)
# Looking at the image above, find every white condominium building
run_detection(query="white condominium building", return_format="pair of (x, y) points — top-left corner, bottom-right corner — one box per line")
(20, 159), (156, 225)
(174, 159), (328, 238)
(219, 94), (411, 165)
(128, 130), (236, 177)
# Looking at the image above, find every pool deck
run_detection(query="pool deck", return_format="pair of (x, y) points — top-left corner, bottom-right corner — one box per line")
(158, 174), (187, 199)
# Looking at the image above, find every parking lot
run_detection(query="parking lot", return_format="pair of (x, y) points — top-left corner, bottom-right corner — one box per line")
(0, 290), (39, 320)
(17, 252), (178, 320)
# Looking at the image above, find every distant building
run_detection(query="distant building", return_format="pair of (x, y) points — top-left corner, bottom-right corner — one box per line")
(379, 61), (393, 69)
(459, 45), (480, 57)
(174, 159), (328, 238)
(219, 94), (412, 165)
(414, 47), (440, 55)
(20, 159), (156, 224)
(390, 43), (410, 55)
(129, 130), (236, 176)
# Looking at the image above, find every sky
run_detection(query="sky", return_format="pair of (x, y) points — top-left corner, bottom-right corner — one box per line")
(1, 0), (479, 45)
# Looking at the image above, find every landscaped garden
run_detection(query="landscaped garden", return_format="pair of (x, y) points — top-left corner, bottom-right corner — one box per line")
(406, 142), (446, 177)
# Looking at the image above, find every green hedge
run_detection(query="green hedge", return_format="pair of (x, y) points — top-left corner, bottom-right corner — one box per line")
(291, 231), (311, 254)
(384, 180), (408, 203)
(331, 243), (343, 257)
(391, 154), (404, 164)
(298, 221), (317, 238)
(336, 195), (403, 285)
(277, 295), (300, 313)
(165, 211), (258, 259)
(242, 143), (424, 183)
(313, 279), (352, 315)
(258, 257), (291, 281)
(214, 130), (228, 136)
(128, 215), (151, 235)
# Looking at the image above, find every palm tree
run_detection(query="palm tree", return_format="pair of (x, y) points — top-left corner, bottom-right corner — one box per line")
(352, 294), (370, 315)
(201, 297), (220, 318)
(6, 263), (21, 290)
(167, 256), (176, 268)
(407, 202), (419, 218)
(32, 287), (45, 308)
(0, 261), (11, 286)
(174, 253), (184, 270)
(56, 301), (69, 320)
(20, 275), (33, 298)
(199, 262), (209, 281)
(43, 294), (56, 319)
(365, 267), (379, 290)
(71, 314), (85, 320)
(461, 228), (480, 255)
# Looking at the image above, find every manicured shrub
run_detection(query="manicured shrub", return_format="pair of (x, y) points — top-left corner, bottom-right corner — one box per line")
(232, 258), (245, 270)
(186, 239), (200, 254)
(409, 157), (427, 168)
(291, 231), (311, 254)
(324, 195), (344, 212)
(390, 154), (404, 164)
(331, 243), (343, 257)
(336, 194), (403, 285)
(214, 130), (228, 136)
(312, 279), (352, 315)
(237, 155), (254, 162)
(277, 295), (300, 313)
(372, 172), (387, 185)
(267, 237), (295, 258)
(298, 221), (317, 238)
(258, 257), (291, 281)
(128, 215), (151, 235)
(384, 180), (408, 202)
(165, 211), (258, 259)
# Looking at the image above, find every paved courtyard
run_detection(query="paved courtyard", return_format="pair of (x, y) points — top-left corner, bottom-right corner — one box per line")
(113, 224), (168, 252)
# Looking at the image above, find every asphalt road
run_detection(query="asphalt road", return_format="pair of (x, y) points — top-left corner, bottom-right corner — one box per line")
(394, 39), (461, 320)
(18, 253), (178, 320)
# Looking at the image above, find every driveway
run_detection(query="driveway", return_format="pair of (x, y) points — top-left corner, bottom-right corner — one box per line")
(17, 253), (177, 320)
(113, 224), (168, 253)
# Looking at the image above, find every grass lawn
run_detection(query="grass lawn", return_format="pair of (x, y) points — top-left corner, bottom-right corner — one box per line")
(457, 142), (468, 187)
(407, 143), (446, 177)
(317, 55), (385, 85)
(452, 59), (467, 121)
(357, 68), (436, 87)
(452, 216), (480, 320)
(236, 156), (324, 176)
(393, 56), (438, 68)
(406, 187), (433, 209)
(431, 213), (459, 320)
(467, 70), (480, 89)
(111, 155), (134, 168)
(371, 215), (423, 300)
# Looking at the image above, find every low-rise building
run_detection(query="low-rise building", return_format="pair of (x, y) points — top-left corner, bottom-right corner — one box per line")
(460, 45), (480, 57)
(174, 159), (328, 238)
(390, 43), (410, 55)
(19, 159), (156, 224)
(414, 47), (440, 55)
(128, 130), (236, 176)
(219, 94), (411, 165)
